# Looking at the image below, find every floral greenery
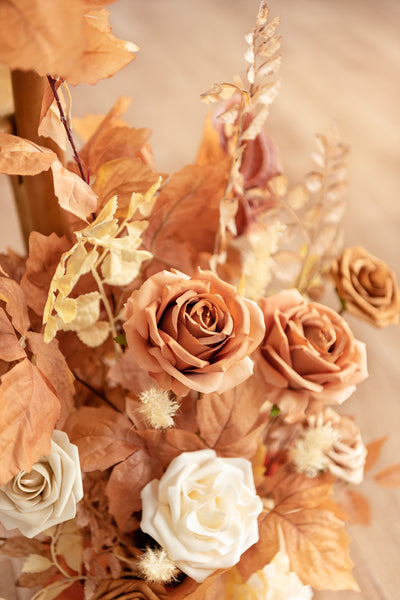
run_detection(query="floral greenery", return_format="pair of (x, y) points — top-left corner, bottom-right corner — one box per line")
(0, 2), (399, 600)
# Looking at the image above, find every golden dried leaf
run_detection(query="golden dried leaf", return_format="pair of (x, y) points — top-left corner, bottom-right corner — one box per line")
(267, 173), (287, 196)
(65, 406), (140, 471)
(21, 232), (71, 316)
(288, 183), (309, 210)
(0, 133), (57, 175)
(196, 112), (227, 167)
(0, 276), (30, 335)
(22, 554), (53, 574)
(374, 463), (400, 488)
(77, 320), (111, 347)
(0, 359), (60, 486)
(200, 83), (241, 104)
(55, 521), (83, 574)
(106, 449), (163, 529)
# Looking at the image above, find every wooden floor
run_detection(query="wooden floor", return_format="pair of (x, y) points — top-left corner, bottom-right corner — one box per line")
(1, 1), (399, 598)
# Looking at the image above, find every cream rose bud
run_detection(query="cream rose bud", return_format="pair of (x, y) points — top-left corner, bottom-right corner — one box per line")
(140, 449), (263, 583)
(0, 430), (83, 538)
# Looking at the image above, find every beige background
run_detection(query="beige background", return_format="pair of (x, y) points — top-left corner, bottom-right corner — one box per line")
(1, 1), (400, 598)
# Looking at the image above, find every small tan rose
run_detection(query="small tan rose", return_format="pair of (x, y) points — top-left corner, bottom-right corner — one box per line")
(0, 430), (83, 538)
(256, 289), (368, 421)
(92, 579), (166, 600)
(331, 246), (400, 327)
(289, 407), (366, 484)
(123, 268), (265, 396)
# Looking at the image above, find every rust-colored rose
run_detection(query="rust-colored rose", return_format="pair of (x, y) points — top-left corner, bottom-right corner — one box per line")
(93, 579), (166, 600)
(331, 246), (400, 328)
(123, 268), (265, 396)
(256, 289), (368, 421)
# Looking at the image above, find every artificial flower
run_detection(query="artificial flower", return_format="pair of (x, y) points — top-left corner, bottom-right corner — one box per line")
(256, 289), (368, 421)
(233, 546), (313, 600)
(331, 246), (400, 327)
(291, 407), (367, 484)
(0, 430), (83, 538)
(140, 449), (263, 582)
(123, 268), (265, 395)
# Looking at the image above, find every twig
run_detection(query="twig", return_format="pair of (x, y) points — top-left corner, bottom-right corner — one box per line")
(47, 75), (88, 183)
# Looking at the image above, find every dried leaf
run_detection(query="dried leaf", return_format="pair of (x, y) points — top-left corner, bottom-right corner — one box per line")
(26, 332), (75, 429)
(65, 406), (140, 471)
(0, 0), (86, 76)
(0, 536), (45, 558)
(77, 320), (111, 347)
(66, 8), (137, 85)
(29, 580), (74, 600)
(337, 489), (371, 525)
(55, 521), (83, 573)
(305, 171), (323, 192)
(93, 157), (163, 217)
(51, 160), (97, 221)
(374, 463), (400, 488)
(0, 308), (26, 361)
(137, 429), (206, 469)
(288, 183), (308, 210)
(38, 85), (67, 151)
(242, 470), (358, 591)
(17, 567), (59, 590)
(0, 359), (60, 486)
(106, 449), (163, 529)
(364, 436), (388, 472)
(21, 232), (71, 316)
(0, 133), (56, 175)
(22, 554), (53, 574)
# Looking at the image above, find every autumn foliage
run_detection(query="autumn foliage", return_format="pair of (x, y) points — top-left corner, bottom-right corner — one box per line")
(0, 2), (399, 600)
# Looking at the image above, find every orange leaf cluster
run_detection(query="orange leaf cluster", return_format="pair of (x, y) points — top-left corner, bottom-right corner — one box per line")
(0, 1), (136, 84)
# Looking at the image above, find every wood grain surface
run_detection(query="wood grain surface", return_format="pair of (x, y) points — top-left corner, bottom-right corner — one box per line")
(0, 1), (399, 598)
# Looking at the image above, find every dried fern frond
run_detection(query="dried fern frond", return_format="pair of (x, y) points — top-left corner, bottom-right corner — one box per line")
(266, 126), (349, 296)
(203, 1), (282, 271)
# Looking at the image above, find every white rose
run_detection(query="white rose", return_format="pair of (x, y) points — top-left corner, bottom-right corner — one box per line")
(140, 449), (263, 583)
(234, 548), (313, 600)
(0, 430), (83, 538)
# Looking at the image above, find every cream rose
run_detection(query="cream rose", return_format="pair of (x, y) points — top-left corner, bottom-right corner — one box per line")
(140, 449), (263, 583)
(331, 246), (400, 328)
(256, 289), (368, 420)
(124, 268), (265, 395)
(233, 548), (313, 600)
(0, 430), (83, 538)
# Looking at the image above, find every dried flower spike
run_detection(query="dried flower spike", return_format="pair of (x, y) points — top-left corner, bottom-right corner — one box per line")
(138, 387), (180, 429)
(138, 547), (180, 583)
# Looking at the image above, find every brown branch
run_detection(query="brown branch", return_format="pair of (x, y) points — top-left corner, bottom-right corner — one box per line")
(47, 75), (88, 183)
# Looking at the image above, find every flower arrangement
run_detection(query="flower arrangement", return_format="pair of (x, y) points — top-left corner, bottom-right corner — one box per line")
(0, 2), (399, 600)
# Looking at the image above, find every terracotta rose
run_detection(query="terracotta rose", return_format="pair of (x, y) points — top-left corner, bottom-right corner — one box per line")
(331, 246), (400, 327)
(256, 289), (368, 421)
(123, 268), (265, 395)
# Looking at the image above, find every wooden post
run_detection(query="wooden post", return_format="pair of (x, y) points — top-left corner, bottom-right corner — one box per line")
(10, 69), (70, 251)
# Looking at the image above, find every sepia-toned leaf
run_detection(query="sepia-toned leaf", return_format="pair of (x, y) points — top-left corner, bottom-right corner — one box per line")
(0, 359), (60, 486)
(22, 554), (53, 574)
(65, 406), (140, 471)
(55, 521), (83, 574)
(106, 449), (163, 529)
(77, 320), (111, 347)
(51, 160), (97, 221)
(0, 133), (57, 175)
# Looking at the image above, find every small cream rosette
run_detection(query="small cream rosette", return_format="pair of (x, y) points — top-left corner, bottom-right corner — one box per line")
(0, 430), (83, 538)
(140, 449), (263, 583)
